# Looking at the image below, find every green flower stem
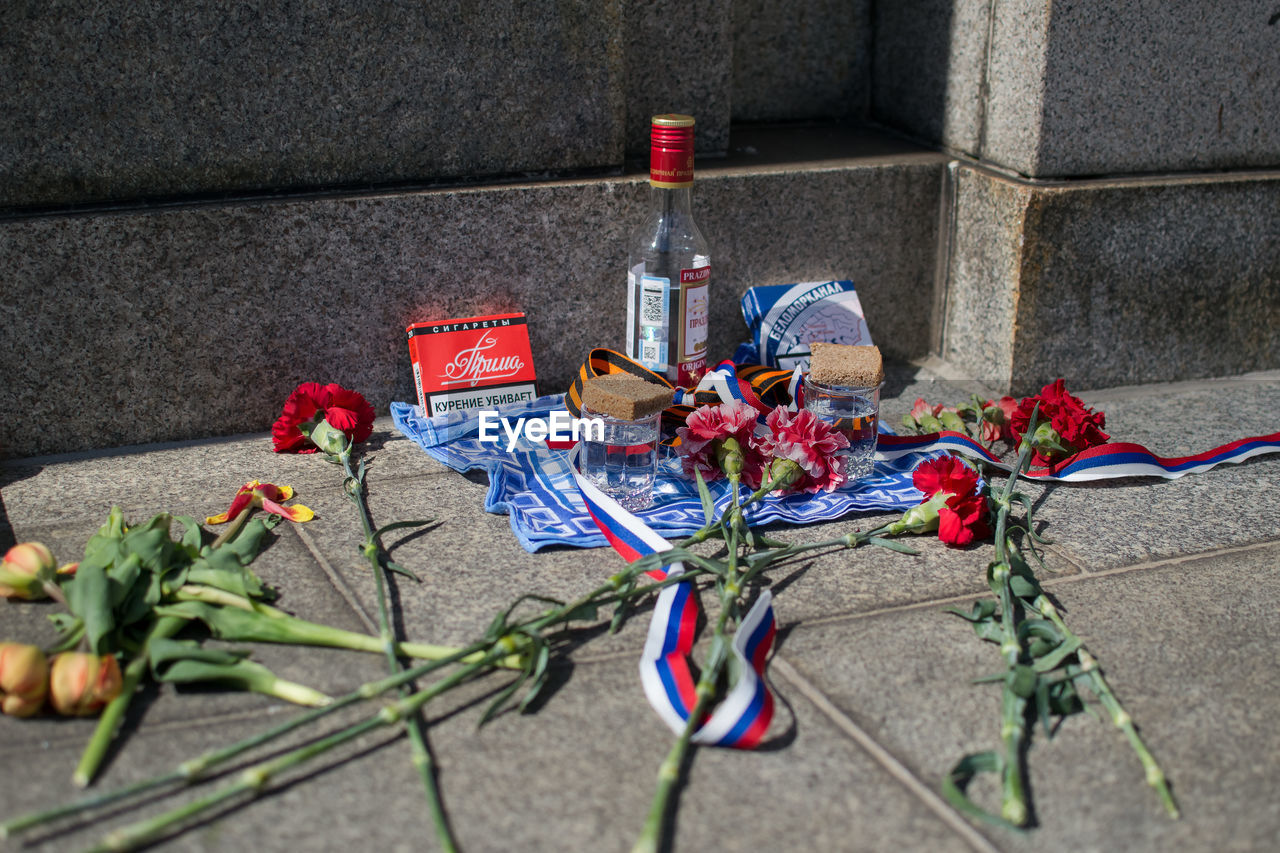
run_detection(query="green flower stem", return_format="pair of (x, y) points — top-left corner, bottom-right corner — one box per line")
(631, 664), (719, 853)
(73, 615), (187, 788)
(87, 649), (507, 853)
(633, 482), (748, 853)
(338, 446), (456, 853)
(3, 641), (497, 840)
(988, 438), (1038, 826)
(1076, 653), (1179, 819)
(1033, 598), (1179, 818)
(172, 584), (522, 669)
(208, 505), (253, 551)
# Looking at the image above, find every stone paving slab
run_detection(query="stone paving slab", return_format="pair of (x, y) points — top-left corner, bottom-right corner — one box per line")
(3, 369), (1279, 851)
(777, 543), (1280, 852)
(0, 654), (974, 852)
(1002, 375), (1280, 573)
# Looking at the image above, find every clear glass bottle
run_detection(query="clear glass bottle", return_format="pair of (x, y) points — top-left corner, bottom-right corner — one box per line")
(626, 114), (710, 387)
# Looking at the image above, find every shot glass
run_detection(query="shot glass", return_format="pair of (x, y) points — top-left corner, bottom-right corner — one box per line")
(802, 376), (881, 481)
(579, 405), (661, 511)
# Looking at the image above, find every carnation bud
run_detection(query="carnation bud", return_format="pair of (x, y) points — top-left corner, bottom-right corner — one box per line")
(765, 458), (803, 492)
(49, 652), (124, 717)
(0, 541), (57, 600)
(1027, 421), (1073, 462)
(886, 492), (949, 535)
(938, 410), (966, 433)
(306, 417), (350, 457)
(0, 642), (50, 717)
(715, 436), (745, 477)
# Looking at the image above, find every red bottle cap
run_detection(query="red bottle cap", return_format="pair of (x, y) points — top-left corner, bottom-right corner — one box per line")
(649, 114), (695, 188)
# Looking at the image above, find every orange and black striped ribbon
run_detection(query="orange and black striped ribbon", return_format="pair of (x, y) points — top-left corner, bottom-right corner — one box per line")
(566, 349), (796, 443)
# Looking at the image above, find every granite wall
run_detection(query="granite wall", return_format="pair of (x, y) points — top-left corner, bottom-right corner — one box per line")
(942, 165), (1280, 393)
(874, 0), (1280, 178)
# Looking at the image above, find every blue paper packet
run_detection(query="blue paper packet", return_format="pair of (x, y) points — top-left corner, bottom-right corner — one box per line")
(733, 280), (873, 371)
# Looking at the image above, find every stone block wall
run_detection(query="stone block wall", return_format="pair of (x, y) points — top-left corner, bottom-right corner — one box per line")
(875, 1), (1280, 393)
(3, 0), (1279, 456)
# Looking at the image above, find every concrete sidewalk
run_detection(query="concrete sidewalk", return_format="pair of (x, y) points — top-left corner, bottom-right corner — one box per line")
(2, 365), (1278, 852)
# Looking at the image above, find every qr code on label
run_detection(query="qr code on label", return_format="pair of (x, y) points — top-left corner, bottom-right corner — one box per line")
(641, 341), (661, 365)
(641, 290), (664, 324)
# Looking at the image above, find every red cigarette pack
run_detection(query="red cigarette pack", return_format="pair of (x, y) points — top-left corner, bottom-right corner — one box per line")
(406, 313), (538, 417)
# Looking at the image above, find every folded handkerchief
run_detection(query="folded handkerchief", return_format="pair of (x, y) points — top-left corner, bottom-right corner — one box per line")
(391, 396), (936, 553)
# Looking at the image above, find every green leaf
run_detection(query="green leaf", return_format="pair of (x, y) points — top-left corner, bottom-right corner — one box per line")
(518, 643), (552, 713)
(480, 669), (528, 726)
(1032, 637), (1083, 673)
(608, 597), (632, 635)
(694, 469), (716, 528)
(174, 515), (205, 554)
(867, 536), (920, 555)
(64, 559), (116, 655)
(154, 601), (300, 645)
(219, 517), (274, 565)
(1018, 618), (1062, 644)
(119, 514), (177, 573)
(149, 639), (328, 705)
(948, 599), (999, 623)
(148, 637), (248, 669)
(106, 552), (144, 609)
(1008, 664), (1039, 699)
(382, 560), (422, 582)
(565, 601), (599, 623)
(373, 519), (435, 541)
(186, 546), (267, 599)
(941, 751), (1024, 831)
(1008, 573), (1041, 599)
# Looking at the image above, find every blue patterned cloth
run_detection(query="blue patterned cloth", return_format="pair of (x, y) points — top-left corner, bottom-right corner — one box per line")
(390, 396), (937, 553)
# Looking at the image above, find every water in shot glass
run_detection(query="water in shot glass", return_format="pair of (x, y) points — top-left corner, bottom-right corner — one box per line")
(803, 376), (881, 481)
(580, 405), (661, 510)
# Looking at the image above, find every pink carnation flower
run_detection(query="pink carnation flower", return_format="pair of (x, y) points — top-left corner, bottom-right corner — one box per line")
(675, 401), (764, 488)
(755, 407), (850, 494)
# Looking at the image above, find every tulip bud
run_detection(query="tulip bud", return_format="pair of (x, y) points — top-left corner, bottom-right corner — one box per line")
(0, 642), (50, 717)
(49, 652), (124, 717)
(0, 542), (57, 600)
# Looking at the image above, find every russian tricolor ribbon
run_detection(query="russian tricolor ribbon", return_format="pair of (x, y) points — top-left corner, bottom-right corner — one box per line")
(569, 442), (776, 749)
(877, 429), (1280, 481)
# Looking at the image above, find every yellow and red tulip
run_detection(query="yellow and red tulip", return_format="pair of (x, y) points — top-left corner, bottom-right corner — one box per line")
(49, 652), (124, 717)
(0, 642), (50, 717)
(206, 480), (314, 525)
(0, 542), (57, 600)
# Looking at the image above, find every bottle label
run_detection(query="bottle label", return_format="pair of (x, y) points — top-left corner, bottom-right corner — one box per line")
(627, 265), (709, 385)
(677, 266), (710, 385)
(628, 272), (670, 372)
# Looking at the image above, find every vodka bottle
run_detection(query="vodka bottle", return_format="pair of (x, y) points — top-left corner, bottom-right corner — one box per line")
(626, 114), (710, 387)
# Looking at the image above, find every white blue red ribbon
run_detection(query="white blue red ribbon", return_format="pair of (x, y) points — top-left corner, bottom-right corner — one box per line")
(877, 429), (1280, 481)
(570, 442), (776, 749)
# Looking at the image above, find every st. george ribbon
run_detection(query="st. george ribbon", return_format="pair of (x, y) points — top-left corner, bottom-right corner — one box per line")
(567, 360), (780, 748)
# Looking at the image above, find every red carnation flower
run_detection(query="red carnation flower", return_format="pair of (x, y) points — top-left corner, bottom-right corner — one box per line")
(755, 407), (850, 495)
(675, 401), (765, 487)
(1010, 379), (1108, 464)
(272, 383), (375, 453)
(911, 456), (992, 547)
